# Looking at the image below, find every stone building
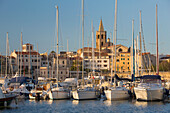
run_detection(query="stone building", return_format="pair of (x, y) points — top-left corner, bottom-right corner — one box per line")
(11, 43), (41, 79)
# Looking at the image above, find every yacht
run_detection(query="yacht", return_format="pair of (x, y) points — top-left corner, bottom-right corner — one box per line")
(48, 83), (70, 99)
(0, 87), (16, 106)
(72, 86), (99, 100)
(134, 75), (164, 101)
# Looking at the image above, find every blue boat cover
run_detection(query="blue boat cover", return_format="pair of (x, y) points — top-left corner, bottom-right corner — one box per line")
(140, 75), (161, 80)
(9, 77), (35, 85)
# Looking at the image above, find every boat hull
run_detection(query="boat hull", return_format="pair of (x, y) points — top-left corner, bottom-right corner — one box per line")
(0, 96), (16, 106)
(49, 91), (69, 100)
(72, 90), (98, 100)
(134, 87), (164, 101)
(104, 88), (130, 100)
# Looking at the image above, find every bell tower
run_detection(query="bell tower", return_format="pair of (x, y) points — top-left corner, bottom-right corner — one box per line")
(96, 19), (107, 50)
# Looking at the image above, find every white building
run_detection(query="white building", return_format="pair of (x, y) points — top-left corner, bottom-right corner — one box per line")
(11, 43), (41, 78)
(40, 51), (69, 81)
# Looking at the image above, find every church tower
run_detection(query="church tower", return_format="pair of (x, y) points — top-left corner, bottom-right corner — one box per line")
(96, 19), (107, 50)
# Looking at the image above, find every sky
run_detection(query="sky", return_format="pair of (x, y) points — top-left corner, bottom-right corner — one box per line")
(0, 0), (170, 55)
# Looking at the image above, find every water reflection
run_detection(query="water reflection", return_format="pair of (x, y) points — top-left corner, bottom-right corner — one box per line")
(72, 100), (79, 105)
(103, 99), (131, 106)
(46, 100), (53, 105)
(134, 101), (164, 107)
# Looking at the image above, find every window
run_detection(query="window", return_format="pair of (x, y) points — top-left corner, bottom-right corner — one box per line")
(121, 54), (125, 57)
(98, 60), (101, 63)
(117, 59), (119, 62)
(104, 65), (107, 67)
(127, 58), (129, 60)
(104, 60), (107, 63)
(61, 71), (63, 74)
(123, 62), (125, 64)
(98, 35), (99, 39)
(101, 42), (103, 46)
(85, 60), (89, 63)
(119, 48), (122, 52)
(101, 34), (103, 39)
(128, 62), (129, 64)
(62, 61), (64, 64)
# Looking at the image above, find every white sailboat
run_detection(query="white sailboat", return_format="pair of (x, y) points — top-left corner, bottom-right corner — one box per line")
(104, 0), (130, 100)
(134, 5), (164, 101)
(48, 6), (69, 100)
(72, 0), (99, 100)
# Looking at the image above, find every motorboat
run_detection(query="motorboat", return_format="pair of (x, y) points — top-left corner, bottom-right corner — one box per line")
(48, 83), (70, 100)
(0, 87), (16, 106)
(72, 86), (99, 100)
(134, 75), (164, 101)
(104, 86), (130, 100)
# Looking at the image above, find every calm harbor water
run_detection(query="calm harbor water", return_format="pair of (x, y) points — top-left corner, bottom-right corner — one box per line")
(1, 99), (170, 113)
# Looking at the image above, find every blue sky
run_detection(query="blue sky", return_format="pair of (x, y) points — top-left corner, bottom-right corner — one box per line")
(0, 0), (170, 55)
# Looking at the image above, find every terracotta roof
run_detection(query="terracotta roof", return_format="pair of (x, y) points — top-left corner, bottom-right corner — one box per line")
(83, 52), (108, 57)
(15, 51), (40, 55)
(142, 52), (150, 55)
(24, 43), (33, 45)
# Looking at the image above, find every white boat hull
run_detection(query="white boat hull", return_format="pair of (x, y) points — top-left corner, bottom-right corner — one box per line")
(104, 87), (130, 100)
(72, 90), (98, 100)
(134, 87), (164, 101)
(49, 91), (69, 100)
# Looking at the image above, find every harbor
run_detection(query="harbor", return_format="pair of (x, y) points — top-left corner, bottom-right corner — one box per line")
(1, 99), (170, 113)
(0, 0), (170, 112)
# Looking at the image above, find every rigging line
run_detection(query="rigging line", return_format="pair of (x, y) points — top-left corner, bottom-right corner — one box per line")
(140, 16), (154, 72)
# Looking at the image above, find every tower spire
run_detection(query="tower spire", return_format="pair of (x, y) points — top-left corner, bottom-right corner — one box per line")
(99, 19), (104, 31)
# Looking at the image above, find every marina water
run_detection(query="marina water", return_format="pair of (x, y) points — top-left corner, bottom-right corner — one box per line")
(1, 99), (170, 113)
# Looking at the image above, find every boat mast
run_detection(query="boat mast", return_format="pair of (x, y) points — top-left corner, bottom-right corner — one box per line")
(37, 44), (38, 80)
(113, 0), (117, 87)
(20, 32), (23, 76)
(6, 32), (8, 77)
(67, 39), (69, 78)
(92, 21), (95, 76)
(82, 0), (84, 86)
(134, 38), (137, 75)
(156, 4), (159, 75)
(132, 19), (135, 81)
(0, 53), (2, 77)
(137, 35), (140, 76)
(139, 11), (143, 76)
(47, 49), (49, 78)
(56, 6), (59, 87)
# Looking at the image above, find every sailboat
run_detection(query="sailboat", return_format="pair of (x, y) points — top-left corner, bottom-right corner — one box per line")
(0, 32), (16, 106)
(104, 0), (130, 100)
(72, 0), (99, 100)
(48, 6), (70, 100)
(134, 5), (164, 101)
